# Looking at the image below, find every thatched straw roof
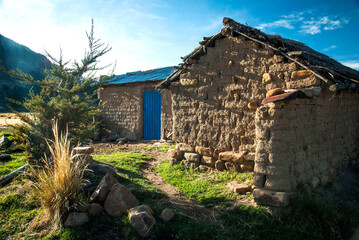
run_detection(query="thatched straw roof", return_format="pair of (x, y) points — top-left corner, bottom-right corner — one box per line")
(158, 17), (359, 91)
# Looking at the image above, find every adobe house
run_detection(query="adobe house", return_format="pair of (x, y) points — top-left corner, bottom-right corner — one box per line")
(158, 18), (359, 208)
(98, 66), (174, 140)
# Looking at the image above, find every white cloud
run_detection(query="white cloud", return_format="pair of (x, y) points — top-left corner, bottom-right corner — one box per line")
(323, 45), (337, 52)
(300, 16), (349, 35)
(256, 10), (350, 35)
(257, 19), (295, 30)
(341, 60), (359, 70)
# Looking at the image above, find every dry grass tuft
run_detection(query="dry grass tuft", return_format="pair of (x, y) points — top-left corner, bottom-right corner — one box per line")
(30, 122), (87, 233)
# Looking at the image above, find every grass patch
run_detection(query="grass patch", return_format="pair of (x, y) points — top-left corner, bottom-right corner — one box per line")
(156, 159), (253, 207)
(0, 152), (27, 178)
(93, 151), (165, 201)
(1, 150), (357, 240)
(0, 179), (40, 239)
(140, 144), (175, 153)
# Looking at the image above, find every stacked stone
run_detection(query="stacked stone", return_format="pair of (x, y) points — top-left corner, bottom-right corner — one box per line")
(169, 143), (255, 172)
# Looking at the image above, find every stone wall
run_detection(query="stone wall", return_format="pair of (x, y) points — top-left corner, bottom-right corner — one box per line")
(98, 82), (172, 140)
(253, 90), (359, 207)
(170, 36), (305, 153)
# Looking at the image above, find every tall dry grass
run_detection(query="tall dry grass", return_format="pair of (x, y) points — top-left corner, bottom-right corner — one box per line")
(30, 122), (87, 233)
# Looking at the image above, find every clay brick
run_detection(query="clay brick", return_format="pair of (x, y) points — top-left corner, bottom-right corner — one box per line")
(228, 181), (251, 193)
(232, 151), (246, 163)
(218, 151), (233, 161)
(184, 153), (200, 163)
(177, 143), (195, 153)
(195, 146), (213, 156)
(201, 156), (216, 167)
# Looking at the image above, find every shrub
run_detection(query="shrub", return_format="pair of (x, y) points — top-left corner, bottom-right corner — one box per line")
(30, 122), (87, 234)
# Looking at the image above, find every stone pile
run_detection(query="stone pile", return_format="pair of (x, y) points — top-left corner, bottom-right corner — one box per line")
(169, 143), (255, 172)
(64, 149), (174, 238)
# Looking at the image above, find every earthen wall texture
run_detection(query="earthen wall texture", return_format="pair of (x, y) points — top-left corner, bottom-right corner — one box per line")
(254, 90), (359, 205)
(98, 82), (172, 139)
(170, 36), (306, 153)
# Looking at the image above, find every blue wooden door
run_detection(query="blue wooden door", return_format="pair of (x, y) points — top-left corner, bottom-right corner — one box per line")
(143, 90), (161, 140)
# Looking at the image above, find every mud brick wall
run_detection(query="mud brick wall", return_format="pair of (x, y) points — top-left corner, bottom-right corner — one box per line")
(98, 82), (172, 139)
(253, 90), (359, 207)
(170, 36), (308, 153)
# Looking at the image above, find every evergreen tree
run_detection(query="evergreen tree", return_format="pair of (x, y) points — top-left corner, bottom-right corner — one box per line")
(2, 20), (112, 161)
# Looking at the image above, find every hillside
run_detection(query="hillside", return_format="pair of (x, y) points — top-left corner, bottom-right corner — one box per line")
(0, 34), (51, 112)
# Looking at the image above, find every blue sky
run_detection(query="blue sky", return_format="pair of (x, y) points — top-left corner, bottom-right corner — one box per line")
(0, 0), (358, 75)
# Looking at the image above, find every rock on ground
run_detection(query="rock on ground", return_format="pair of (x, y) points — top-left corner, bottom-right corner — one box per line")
(159, 208), (174, 222)
(86, 203), (104, 218)
(89, 163), (116, 176)
(90, 173), (119, 203)
(73, 146), (94, 155)
(104, 183), (139, 217)
(64, 212), (89, 227)
(129, 205), (155, 237)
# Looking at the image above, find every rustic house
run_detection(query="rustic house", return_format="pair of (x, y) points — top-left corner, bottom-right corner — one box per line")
(99, 66), (174, 140)
(158, 18), (359, 208)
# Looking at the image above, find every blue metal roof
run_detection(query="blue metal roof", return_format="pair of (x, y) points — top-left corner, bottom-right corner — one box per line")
(108, 66), (175, 85)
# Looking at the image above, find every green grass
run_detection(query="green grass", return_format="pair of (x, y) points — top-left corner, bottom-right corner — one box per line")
(0, 152), (27, 178)
(156, 159), (253, 207)
(140, 144), (175, 153)
(0, 179), (40, 239)
(1, 151), (358, 240)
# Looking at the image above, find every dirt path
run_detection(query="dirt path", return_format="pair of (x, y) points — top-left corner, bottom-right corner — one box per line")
(139, 150), (223, 226)
(93, 142), (254, 225)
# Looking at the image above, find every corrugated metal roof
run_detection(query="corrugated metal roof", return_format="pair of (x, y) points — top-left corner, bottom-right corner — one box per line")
(108, 66), (175, 85)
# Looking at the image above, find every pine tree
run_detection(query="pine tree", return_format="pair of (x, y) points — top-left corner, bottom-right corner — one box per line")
(2, 20), (112, 161)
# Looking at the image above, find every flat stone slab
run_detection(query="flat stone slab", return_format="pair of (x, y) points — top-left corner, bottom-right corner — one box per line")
(73, 146), (94, 155)
(228, 181), (251, 194)
(253, 189), (296, 207)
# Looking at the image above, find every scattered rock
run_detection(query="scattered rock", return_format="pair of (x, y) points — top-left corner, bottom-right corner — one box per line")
(86, 203), (104, 218)
(0, 153), (11, 161)
(159, 208), (174, 222)
(73, 146), (94, 155)
(71, 154), (94, 165)
(0, 136), (10, 149)
(90, 173), (119, 203)
(89, 163), (116, 176)
(129, 205), (155, 237)
(215, 160), (225, 171)
(117, 137), (128, 145)
(168, 148), (183, 160)
(262, 73), (272, 83)
(64, 212), (89, 227)
(104, 183), (139, 217)
(248, 101), (258, 110)
(228, 181), (251, 194)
